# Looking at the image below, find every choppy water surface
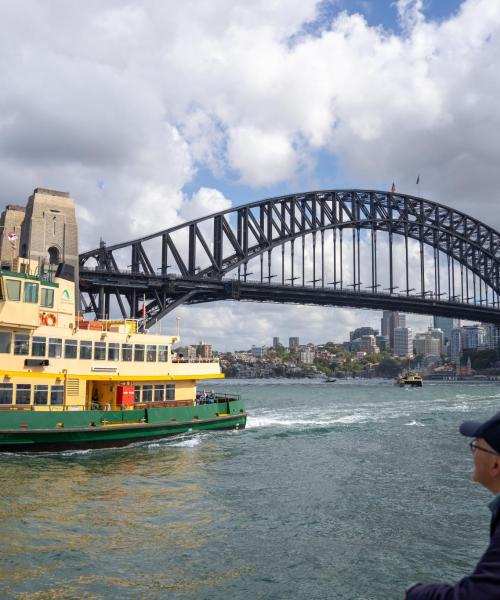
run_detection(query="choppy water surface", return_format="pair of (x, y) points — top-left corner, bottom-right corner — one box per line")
(1, 380), (500, 599)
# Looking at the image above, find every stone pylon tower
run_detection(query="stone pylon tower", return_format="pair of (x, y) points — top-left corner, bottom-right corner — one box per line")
(18, 188), (79, 282)
(1, 187), (79, 296)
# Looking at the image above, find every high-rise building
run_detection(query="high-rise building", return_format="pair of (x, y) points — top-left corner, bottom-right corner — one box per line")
(394, 327), (413, 357)
(381, 311), (406, 350)
(483, 324), (500, 351)
(273, 337), (280, 349)
(462, 325), (485, 350)
(376, 335), (390, 352)
(360, 335), (378, 354)
(450, 327), (463, 365)
(299, 348), (315, 364)
(289, 337), (300, 350)
(433, 317), (459, 342)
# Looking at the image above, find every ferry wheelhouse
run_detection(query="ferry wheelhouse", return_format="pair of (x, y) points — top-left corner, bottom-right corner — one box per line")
(0, 258), (246, 451)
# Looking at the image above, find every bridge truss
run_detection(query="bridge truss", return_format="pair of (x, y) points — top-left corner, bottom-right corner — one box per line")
(79, 189), (500, 328)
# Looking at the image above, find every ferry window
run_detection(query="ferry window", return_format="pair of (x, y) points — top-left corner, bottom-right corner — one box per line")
(0, 383), (13, 404)
(80, 340), (92, 359)
(41, 288), (54, 308)
(24, 282), (39, 303)
(32, 336), (46, 356)
(142, 385), (153, 402)
(94, 342), (106, 360)
(48, 338), (62, 358)
(64, 339), (78, 359)
(50, 385), (64, 405)
(134, 344), (144, 361)
(6, 279), (21, 301)
(0, 332), (12, 354)
(166, 384), (175, 401)
(158, 345), (168, 362)
(146, 345), (157, 362)
(108, 343), (119, 361)
(15, 384), (31, 405)
(134, 385), (141, 403)
(121, 344), (132, 361)
(154, 385), (164, 402)
(0, 280), (3, 300)
(14, 333), (29, 355)
(34, 384), (48, 405)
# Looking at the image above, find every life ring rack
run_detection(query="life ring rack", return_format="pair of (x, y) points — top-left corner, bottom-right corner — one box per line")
(40, 313), (57, 326)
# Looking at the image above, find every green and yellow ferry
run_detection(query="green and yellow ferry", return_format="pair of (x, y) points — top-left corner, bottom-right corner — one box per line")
(0, 258), (246, 452)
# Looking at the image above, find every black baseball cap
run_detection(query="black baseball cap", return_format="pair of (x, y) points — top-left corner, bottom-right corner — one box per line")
(460, 412), (500, 454)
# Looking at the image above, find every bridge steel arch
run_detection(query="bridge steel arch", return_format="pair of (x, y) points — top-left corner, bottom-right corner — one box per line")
(79, 189), (500, 328)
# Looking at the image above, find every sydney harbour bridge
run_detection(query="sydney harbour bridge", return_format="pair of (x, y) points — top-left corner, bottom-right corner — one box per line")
(78, 189), (500, 329)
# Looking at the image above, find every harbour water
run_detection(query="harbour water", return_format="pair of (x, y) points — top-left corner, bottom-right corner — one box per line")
(1, 379), (499, 599)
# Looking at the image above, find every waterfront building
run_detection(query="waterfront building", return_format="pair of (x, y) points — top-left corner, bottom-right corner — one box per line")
(251, 345), (266, 358)
(289, 337), (300, 350)
(394, 327), (413, 357)
(381, 311), (406, 350)
(272, 336), (280, 349)
(433, 316), (458, 342)
(299, 347), (315, 364)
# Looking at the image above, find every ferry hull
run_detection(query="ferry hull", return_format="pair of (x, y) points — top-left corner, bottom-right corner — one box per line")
(0, 401), (246, 452)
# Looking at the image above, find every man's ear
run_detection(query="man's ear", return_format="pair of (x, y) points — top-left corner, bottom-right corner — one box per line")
(492, 457), (500, 476)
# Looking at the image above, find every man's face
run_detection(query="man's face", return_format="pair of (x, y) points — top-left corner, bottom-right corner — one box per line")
(471, 437), (500, 491)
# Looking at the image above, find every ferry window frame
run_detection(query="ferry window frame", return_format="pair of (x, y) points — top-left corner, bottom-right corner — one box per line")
(41, 287), (54, 308)
(64, 339), (78, 359)
(50, 385), (64, 405)
(0, 331), (12, 354)
(158, 345), (168, 362)
(14, 333), (29, 356)
(94, 341), (106, 360)
(121, 344), (132, 362)
(134, 344), (145, 362)
(146, 345), (157, 362)
(15, 384), (31, 405)
(34, 384), (48, 405)
(23, 282), (39, 303)
(108, 343), (119, 361)
(0, 279), (3, 300)
(166, 383), (175, 401)
(80, 340), (92, 360)
(134, 385), (141, 403)
(32, 336), (46, 357)
(154, 384), (165, 402)
(142, 384), (153, 402)
(48, 338), (62, 358)
(5, 279), (21, 301)
(0, 383), (13, 404)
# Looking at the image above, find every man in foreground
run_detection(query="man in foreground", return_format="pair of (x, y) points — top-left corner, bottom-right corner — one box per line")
(406, 412), (500, 599)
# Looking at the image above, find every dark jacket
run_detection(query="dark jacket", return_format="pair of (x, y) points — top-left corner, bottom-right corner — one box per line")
(406, 509), (500, 599)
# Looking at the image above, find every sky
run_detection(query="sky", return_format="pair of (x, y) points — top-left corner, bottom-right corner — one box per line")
(0, 0), (498, 350)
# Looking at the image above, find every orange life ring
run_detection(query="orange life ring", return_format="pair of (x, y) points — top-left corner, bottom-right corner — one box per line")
(45, 313), (57, 326)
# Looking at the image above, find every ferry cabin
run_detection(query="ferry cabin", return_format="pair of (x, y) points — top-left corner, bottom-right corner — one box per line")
(0, 258), (223, 412)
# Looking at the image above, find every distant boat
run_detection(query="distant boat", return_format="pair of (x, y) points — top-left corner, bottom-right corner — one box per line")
(324, 378), (337, 383)
(397, 372), (423, 388)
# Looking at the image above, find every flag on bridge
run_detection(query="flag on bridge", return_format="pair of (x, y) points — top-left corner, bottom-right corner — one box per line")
(390, 181), (396, 193)
(416, 175), (420, 185)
